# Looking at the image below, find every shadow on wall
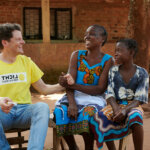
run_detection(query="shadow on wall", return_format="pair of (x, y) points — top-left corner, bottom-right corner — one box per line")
(42, 68), (68, 84)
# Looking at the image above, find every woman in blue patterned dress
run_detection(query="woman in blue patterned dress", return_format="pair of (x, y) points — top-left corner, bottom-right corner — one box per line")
(54, 25), (114, 150)
(90, 38), (149, 150)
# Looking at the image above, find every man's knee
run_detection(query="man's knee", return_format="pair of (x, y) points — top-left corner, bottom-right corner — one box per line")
(33, 102), (50, 115)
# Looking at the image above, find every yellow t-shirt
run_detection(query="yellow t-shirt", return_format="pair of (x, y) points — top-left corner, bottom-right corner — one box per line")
(0, 55), (44, 104)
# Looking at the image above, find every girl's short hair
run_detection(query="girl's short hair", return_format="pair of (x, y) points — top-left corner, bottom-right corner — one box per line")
(91, 24), (108, 46)
(117, 38), (138, 57)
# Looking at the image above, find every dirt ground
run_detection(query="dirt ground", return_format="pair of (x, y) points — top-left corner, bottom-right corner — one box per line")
(6, 93), (150, 150)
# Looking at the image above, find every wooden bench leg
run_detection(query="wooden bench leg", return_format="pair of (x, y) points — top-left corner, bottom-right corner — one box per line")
(60, 138), (68, 150)
(5, 128), (29, 150)
(53, 128), (68, 150)
(49, 114), (68, 150)
(53, 128), (61, 150)
(119, 135), (129, 150)
(18, 130), (22, 149)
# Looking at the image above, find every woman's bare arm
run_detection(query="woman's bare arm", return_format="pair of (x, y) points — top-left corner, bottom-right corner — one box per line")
(65, 57), (114, 95)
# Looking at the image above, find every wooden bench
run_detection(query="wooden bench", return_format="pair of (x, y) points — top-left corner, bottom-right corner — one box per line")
(5, 113), (63, 150)
(119, 134), (131, 150)
(49, 113), (130, 150)
(5, 114), (130, 150)
(49, 113), (68, 150)
(5, 128), (29, 150)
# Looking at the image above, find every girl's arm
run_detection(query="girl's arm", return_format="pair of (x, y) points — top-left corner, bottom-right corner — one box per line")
(123, 100), (141, 113)
(107, 97), (121, 116)
(105, 67), (122, 120)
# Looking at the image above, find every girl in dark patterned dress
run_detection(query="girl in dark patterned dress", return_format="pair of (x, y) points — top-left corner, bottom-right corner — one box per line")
(54, 25), (114, 150)
(90, 38), (149, 150)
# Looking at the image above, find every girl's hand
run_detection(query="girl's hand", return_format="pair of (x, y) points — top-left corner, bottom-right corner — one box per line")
(112, 104), (121, 118)
(113, 108), (127, 123)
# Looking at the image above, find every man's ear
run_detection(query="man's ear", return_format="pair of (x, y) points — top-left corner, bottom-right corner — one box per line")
(2, 40), (9, 48)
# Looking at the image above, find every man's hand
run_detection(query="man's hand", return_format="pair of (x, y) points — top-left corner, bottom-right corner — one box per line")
(0, 97), (14, 113)
(68, 102), (78, 121)
(65, 74), (75, 85)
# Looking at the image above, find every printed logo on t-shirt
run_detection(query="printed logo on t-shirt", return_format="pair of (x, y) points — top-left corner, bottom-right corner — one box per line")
(0, 72), (27, 85)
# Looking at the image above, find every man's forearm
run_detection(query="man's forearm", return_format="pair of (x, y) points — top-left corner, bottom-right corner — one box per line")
(41, 84), (65, 95)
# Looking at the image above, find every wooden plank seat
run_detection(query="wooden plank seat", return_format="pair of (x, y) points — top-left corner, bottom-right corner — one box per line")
(49, 113), (130, 150)
(4, 113), (63, 150)
(49, 114), (131, 150)
(5, 128), (29, 150)
(5, 113), (130, 150)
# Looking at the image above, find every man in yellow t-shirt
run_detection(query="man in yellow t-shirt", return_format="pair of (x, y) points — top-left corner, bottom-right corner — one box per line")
(0, 23), (64, 150)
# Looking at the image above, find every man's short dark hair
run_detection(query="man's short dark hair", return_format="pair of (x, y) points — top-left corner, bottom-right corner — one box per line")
(0, 23), (22, 49)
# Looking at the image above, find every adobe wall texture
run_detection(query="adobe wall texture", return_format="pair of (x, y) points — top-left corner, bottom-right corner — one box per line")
(0, 0), (149, 83)
(23, 42), (115, 83)
(0, 0), (129, 42)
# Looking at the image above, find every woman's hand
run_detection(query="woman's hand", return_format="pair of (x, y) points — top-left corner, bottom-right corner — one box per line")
(59, 73), (75, 88)
(0, 97), (14, 113)
(59, 72), (68, 87)
(68, 102), (78, 121)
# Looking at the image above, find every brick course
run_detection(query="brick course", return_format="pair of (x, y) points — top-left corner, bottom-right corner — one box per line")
(0, 0), (149, 82)
(0, 0), (129, 42)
